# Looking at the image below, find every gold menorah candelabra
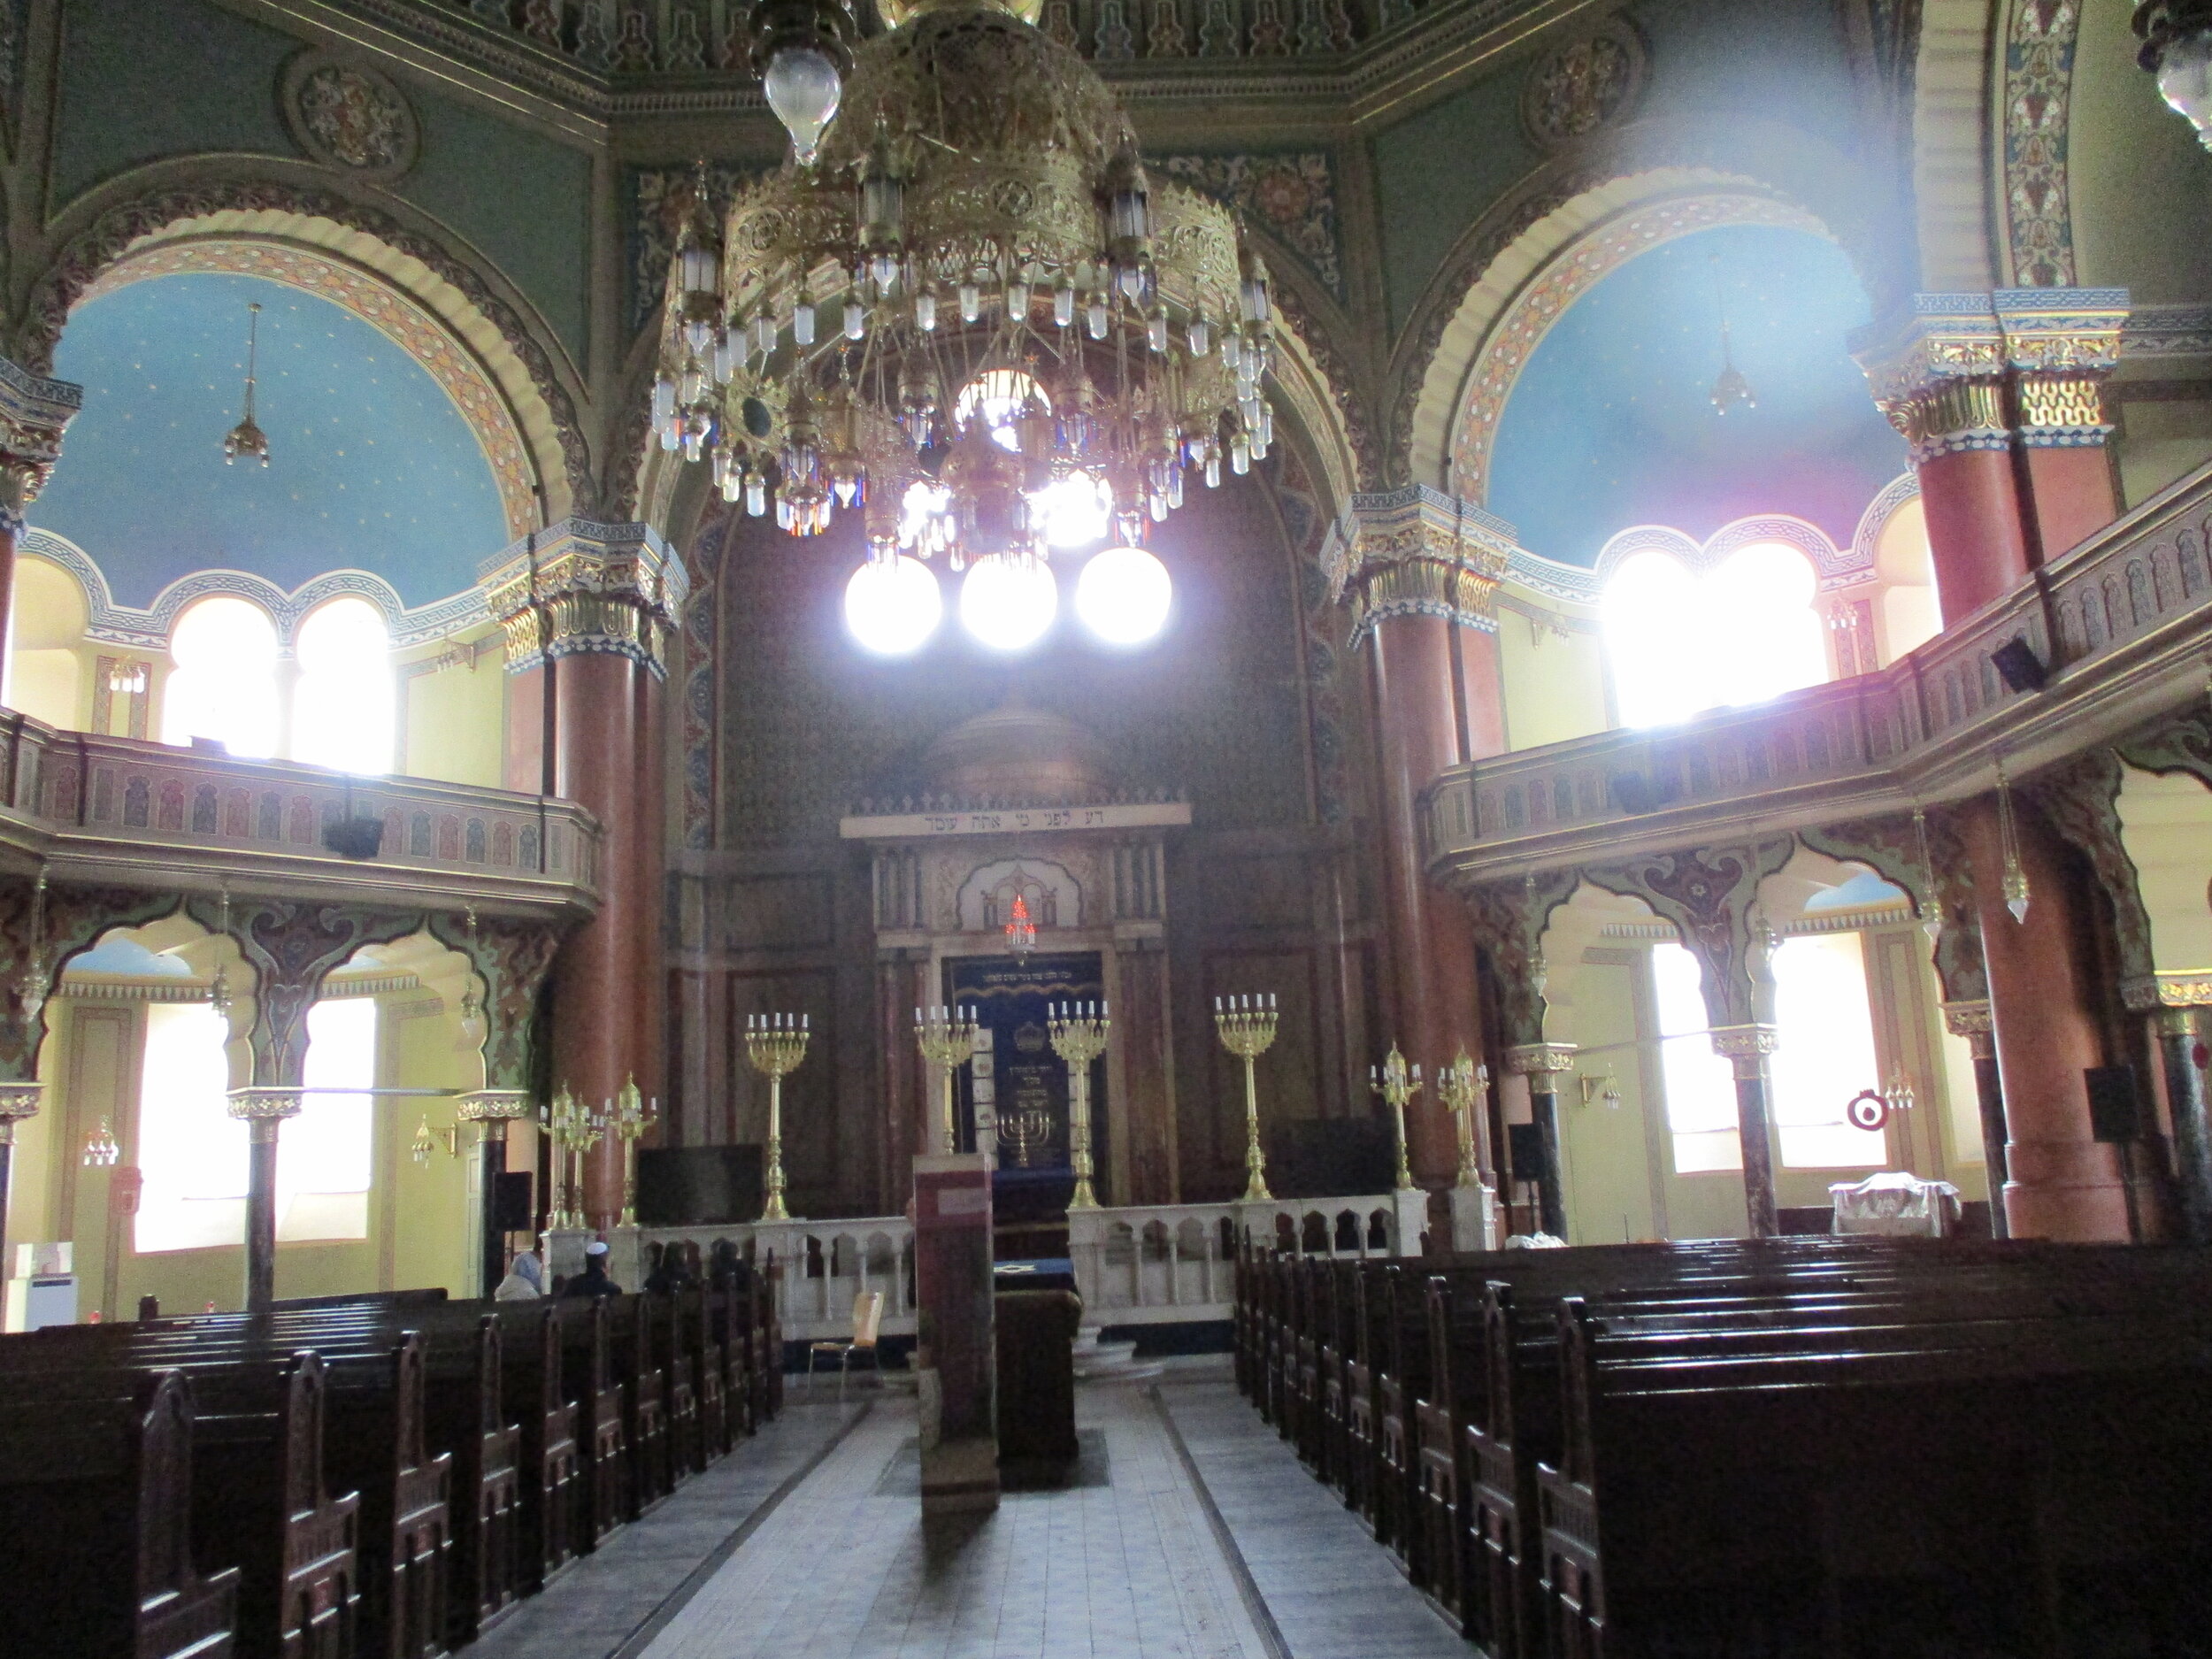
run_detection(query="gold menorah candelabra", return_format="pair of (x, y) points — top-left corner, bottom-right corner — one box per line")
(1371, 1046), (1422, 1193)
(611, 1078), (658, 1228)
(1215, 995), (1279, 1202)
(914, 1005), (979, 1156)
(1048, 1001), (1110, 1209)
(744, 1012), (810, 1221)
(1436, 1048), (1488, 1191)
(1001, 1105), (1055, 1169)
(541, 1087), (607, 1230)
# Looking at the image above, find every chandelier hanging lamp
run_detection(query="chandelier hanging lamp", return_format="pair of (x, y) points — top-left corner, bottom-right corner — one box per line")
(653, 0), (1275, 577)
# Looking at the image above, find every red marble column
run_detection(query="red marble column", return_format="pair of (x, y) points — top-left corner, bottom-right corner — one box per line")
(1954, 795), (2131, 1240)
(1918, 449), (2033, 623)
(1113, 939), (1176, 1204)
(1349, 493), (1507, 1185)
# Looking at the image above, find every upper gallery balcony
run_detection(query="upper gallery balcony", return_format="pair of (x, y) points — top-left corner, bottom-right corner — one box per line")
(0, 711), (599, 918)
(1424, 462), (2212, 886)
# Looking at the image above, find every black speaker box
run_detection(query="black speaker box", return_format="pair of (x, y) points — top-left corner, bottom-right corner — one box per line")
(2085, 1065), (2143, 1142)
(492, 1171), (534, 1233)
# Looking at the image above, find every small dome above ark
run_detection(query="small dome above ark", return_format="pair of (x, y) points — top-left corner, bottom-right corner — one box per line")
(919, 694), (1118, 804)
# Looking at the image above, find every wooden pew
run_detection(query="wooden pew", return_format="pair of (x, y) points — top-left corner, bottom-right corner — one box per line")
(553, 1298), (627, 1544)
(0, 1368), (243, 1659)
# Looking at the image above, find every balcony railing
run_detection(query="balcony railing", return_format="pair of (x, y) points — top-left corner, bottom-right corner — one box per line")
(1425, 461), (2212, 882)
(0, 713), (600, 914)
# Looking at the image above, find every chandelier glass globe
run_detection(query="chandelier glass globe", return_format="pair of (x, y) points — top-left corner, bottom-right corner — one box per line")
(960, 555), (1058, 651)
(845, 554), (942, 655)
(1075, 544), (1171, 645)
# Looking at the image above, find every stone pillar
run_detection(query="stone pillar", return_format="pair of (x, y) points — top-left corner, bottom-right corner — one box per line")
(2127, 978), (2212, 1245)
(0, 360), (81, 703)
(1994, 288), (2128, 563)
(1855, 290), (2128, 625)
(1942, 1001), (2010, 1239)
(0, 1081), (43, 1261)
(227, 1087), (306, 1312)
(1503, 1042), (1575, 1239)
(486, 525), (684, 1226)
(911, 1151), (998, 1515)
(1331, 488), (1516, 1181)
(459, 1089), (532, 1296)
(1953, 795), (2131, 1240)
(1709, 1025), (1781, 1240)
(1112, 926), (1177, 1206)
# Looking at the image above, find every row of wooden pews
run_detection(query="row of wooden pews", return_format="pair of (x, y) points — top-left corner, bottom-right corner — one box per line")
(0, 1265), (784, 1659)
(1234, 1236), (2212, 1659)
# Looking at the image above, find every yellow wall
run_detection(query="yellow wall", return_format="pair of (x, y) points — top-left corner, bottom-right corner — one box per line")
(1496, 586), (1606, 751)
(399, 632), (507, 787)
(2116, 764), (2212, 976)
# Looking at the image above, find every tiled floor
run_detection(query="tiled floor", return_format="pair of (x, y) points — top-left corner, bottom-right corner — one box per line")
(473, 1363), (1465, 1659)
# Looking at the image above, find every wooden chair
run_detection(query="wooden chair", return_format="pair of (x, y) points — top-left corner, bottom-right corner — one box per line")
(807, 1290), (885, 1402)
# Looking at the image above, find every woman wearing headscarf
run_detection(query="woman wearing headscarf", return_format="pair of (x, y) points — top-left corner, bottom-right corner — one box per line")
(494, 1250), (544, 1301)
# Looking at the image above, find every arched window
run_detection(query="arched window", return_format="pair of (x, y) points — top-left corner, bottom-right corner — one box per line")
(1602, 542), (1828, 728)
(292, 597), (394, 774)
(161, 596), (280, 757)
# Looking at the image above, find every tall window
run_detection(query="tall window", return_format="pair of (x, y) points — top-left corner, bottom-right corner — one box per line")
(1766, 933), (1886, 1167)
(292, 598), (394, 774)
(1650, 942), (1741, 1172)
(280, 997), (377, 1241)
(134, 1002), (248, 1253)
(1602, 543), (1827, 728)
(1649, 934), (1888, 1178)
(161, 596), (280, 757)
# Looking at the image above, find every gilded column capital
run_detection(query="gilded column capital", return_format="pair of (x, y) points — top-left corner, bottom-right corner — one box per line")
(1850, 295), (2009, 465)
(1323, 485), (1517, 649)
(227, 1085), (308, 1142)
(0, 357), (83, 527)
(456, 1087), (534, 1122)
(1941, 998), (1996, 1056)
(0, 1079), (42, 1145)
(1709, 1022), (1778, 1079)
(2122, 971), (2212, 1011)
(1994, 287), (2129, 449)
(480, 518), (689, 679)
(1502, 1041), (1578, 1076)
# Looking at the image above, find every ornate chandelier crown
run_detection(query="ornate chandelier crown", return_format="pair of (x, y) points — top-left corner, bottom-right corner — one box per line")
(653, 0), (1275, 574)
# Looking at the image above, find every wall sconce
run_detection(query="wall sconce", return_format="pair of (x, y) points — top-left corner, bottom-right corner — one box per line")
(411, 1116), (462, 1165)
(106, 660), (150, 697)
(1578, 1071), (1623, 1110)
(81, 1117), (121, 1167)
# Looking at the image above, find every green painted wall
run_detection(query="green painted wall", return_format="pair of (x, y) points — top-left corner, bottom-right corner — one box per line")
(1370, 71), (1536, 336)
(52, 0), (296, 205)
(401, 91), (594, 366)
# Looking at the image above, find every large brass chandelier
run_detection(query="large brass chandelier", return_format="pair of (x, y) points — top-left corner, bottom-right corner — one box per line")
(652, 0), (1276, 586)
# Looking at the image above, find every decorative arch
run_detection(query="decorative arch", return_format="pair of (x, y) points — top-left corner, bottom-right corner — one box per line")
(18, 178), (591, 519)
(83, 240), (538, 543)
(1390, 110), (1909, 492)
(1911, 0), (2007, 290)
(956, 857), (1082, 933)
(20, 527), (485, 650)
(1593, 514), (1862, 587)
(1438, 188), (1829, 507)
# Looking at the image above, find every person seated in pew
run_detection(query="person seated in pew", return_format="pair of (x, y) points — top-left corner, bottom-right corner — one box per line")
(495, 1251), (544, 1301)
(563, 1240), (622, 1298)
(644, 1243), (695, 1297)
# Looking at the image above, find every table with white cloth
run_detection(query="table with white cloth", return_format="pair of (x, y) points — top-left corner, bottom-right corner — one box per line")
(1828, 1171), (1962, 1237)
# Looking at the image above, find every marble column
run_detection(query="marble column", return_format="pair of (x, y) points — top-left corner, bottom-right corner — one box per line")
(486, 525), (684, 1226)
(227, 1087), (306, 1312)
(0, 1081), (43, 1262)
(1334, 488), (1516, 1182)
(1994, 288), (2128, 564)
(459, 1089), (533, 1295)
(1941, 1001), (2010, 1239)
(0, 360), (81, 704)
(1503, 1043), (1574, 1239)
(1709, 1025), (1781, 1240)
(2128, 978), (2212, 1245)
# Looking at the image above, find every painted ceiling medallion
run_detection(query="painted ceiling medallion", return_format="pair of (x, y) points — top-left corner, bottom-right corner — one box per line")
(1519, 15), (1646, 150)
(281, 52), (420, 180)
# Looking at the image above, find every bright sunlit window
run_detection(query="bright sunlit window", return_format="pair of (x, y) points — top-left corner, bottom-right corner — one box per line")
(161, 595), (280, 757)
(292, 598), (394, 774)
(1767, 933), (1887, 1168)
(280, 997), (376, 1242)
(1650, 941), (1740, 1173)
(1603, 542), (1826, 728)
(135, 1001), (248, 1253)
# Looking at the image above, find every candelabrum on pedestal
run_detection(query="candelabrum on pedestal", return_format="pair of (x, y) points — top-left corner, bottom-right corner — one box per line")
(541, 1087), (607, 1230)
(1215, 995), (1279, 1203)
(1371, 1046), (1422, 1193)
(612, 1077), (657, 1228)
(1048, 1001), (1110, 1208)
(744, 1012), (810, 1220)
(1436, 1048), (1488, 1190)
(915, 1005), (979, 1157)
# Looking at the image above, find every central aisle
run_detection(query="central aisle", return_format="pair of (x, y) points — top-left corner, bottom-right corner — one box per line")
(641, 1382), (1273, 1659)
